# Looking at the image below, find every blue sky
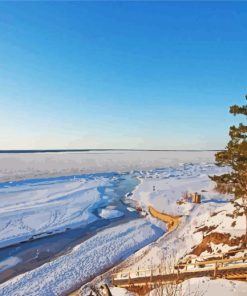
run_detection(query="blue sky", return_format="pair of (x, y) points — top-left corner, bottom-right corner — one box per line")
(0, 2), (246, 150)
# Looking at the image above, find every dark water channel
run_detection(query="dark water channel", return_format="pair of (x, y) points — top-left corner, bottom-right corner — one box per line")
(0, 173), (140, 284)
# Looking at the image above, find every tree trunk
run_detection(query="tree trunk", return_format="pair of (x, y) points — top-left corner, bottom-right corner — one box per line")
(244, 195), (247, 247)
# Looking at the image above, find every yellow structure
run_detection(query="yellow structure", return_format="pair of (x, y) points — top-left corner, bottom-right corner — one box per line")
(148, 206), (181, 231)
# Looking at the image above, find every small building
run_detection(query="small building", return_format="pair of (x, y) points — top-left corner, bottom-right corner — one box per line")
(191, 192), (201, 204)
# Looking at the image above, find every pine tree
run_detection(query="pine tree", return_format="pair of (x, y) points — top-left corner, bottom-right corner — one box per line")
(210, 95), (247, 244)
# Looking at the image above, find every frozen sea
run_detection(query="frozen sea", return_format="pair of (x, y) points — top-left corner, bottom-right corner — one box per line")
(0, 150), (220, 295)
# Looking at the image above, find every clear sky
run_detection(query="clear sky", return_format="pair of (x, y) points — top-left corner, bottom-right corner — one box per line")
(0, 1), (246, 150)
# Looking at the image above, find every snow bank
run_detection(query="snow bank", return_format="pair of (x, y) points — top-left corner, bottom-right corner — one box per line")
(0, 220), (163, 296)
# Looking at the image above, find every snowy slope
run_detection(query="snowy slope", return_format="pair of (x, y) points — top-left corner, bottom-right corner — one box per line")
(116, 163), (245, 272)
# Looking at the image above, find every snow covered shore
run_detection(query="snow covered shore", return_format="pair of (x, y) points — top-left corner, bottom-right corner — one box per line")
(131, 163), (231, 217)
(127, 163), (244, 265)
(105, 164), (246, 296)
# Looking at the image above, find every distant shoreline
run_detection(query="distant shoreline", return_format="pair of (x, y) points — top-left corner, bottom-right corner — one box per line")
(0, 149), (220, 154)
(0, 150), (216, 183)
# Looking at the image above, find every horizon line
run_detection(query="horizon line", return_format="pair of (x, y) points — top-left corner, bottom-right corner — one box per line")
(0, 149), (222, 154)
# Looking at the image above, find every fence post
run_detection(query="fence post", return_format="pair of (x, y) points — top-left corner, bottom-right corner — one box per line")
(177, 266), (180, 281)
(214, 262), (218, 278)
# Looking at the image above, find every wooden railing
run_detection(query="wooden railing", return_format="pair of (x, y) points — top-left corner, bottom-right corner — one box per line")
(112, 249), (247, 287)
